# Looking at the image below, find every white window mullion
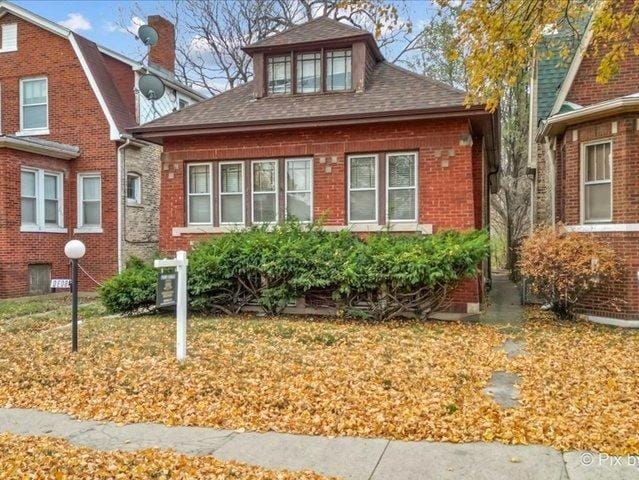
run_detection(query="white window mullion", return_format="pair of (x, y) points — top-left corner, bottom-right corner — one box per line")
(348, 154), (378, 223)
(285, 158), (313, 222)
(252, 160), (278, 224)
(386, 152), (418, 222)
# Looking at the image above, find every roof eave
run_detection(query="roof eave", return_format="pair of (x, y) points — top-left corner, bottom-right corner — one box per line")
(242, 33), (384, 61)
(541, 96), (639, 138)
(130, 105), (489, 141)
(0, 136), (80, 160)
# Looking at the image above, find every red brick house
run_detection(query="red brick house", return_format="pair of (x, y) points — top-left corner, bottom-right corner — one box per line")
(0, 1), (202, 297)
(132, 17), (499, 315)
(529, 9), (639, 326)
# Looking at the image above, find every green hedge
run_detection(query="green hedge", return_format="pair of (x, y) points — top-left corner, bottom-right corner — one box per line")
(99, 223), (489, 318)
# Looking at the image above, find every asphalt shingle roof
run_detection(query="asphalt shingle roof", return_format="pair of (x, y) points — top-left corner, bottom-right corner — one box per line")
(245, 17), (371, 50)
(134, 62), (468, 132)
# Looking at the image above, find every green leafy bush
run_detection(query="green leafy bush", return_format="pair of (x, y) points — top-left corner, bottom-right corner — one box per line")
(98, 257), (156, 315)
(100, 223), (489, 319)
(336, 230), (490, 320)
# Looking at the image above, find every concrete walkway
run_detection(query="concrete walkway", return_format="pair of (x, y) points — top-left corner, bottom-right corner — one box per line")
(1, 408), (638, 479)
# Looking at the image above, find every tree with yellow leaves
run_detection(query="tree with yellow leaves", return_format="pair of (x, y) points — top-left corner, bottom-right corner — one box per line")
(435, 0), (639, 110)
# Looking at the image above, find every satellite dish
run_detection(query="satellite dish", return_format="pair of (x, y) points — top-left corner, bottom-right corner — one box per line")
(139, 73), (165, 100)
(137, 24), (158, 46)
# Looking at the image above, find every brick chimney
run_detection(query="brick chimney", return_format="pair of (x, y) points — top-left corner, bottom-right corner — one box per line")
(147, 15), (175, 74)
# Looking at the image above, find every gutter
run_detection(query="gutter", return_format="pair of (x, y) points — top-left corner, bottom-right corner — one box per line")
(130, 105), (491, 139)
(540, 95), (639, 139)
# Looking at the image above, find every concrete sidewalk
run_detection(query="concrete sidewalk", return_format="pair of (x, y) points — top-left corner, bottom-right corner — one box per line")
(1, 408), (638, 479)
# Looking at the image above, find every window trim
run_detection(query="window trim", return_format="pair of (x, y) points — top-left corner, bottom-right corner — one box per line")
(219, 161), (245, 225)
(347, 154), (379, 224)
(581, 139), (613, 224)
(251, 159), (279, 225)
(20, 167), (64, 232)
(295, 51), (321, 94)
(285, 157), (313, 223)
(126, 172), (142, 205)
(266, 54), (292, 95)
(325, 49), (353, 92)
(386, 151), (419, 223)
(186, 162), (213, 226)
(19, 76), (49, 135)
(77, 172), (102, 231)
(0, 23), (18, 53)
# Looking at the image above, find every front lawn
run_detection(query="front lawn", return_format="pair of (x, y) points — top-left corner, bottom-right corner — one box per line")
(0, 302), (637, 455)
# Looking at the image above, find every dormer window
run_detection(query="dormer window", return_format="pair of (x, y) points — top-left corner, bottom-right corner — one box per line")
(326, 50), (352, 91)
(296, 52), (321, 93)
(267, 55), (291, 95)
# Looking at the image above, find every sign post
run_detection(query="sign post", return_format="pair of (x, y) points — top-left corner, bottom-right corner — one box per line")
(154, 251), (188, 362)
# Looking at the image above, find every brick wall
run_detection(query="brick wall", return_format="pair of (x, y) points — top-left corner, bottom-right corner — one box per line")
(0, 13), (120, 296)
(554, 115), (639, 318)
(158, 117), (487, 310)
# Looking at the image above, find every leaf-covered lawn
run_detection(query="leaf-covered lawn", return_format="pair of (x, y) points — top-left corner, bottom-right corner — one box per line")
(0, 296), (104, 334)
(0, 433), (331, 479)
(0, 306), (637, 455)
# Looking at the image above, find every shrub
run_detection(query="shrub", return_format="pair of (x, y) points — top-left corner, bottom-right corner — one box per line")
(335, 230), (490, 320)
(188, 222), (358, 315)
(519, 226), (620, 317)
(100, 223), (490, 319)
(98, 257), (156, 315)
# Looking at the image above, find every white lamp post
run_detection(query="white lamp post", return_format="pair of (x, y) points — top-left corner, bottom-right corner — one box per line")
(64, 240), (86, 352)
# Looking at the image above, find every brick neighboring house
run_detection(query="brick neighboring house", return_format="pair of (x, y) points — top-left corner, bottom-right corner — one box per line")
(529, 7), (639, 326)
(132, 17), (500, 315)
(0, 1), (203, 297)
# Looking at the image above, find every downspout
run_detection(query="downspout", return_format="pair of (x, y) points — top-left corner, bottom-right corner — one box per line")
(117, 137), (131, 273)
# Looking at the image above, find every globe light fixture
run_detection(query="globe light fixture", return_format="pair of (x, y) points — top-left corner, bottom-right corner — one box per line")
(64, 239), (86, 352)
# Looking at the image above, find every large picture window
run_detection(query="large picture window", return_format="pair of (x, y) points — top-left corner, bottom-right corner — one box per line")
(286, 158), (312, 221)
(21, 168), (63, 230)
(78, 173), (101, 229)
(267, 55), (291, 95)
(220, 162), (244, 224)
(386, 153), (417, 221)
(326, 50), (352, 91)
(187, 163), (212, 225)
(252, 160), (278, 223)
(348, 155), (377, 222)
(583, 142), (612, 223)
(296, 52), (321, 93)
(20, 77), (48, 132)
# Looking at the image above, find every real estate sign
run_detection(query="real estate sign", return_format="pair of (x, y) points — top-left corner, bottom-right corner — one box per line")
(156, 271), (177, 308)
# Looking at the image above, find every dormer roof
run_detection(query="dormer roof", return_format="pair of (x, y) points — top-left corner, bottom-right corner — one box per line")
(243, 16), (383, 61)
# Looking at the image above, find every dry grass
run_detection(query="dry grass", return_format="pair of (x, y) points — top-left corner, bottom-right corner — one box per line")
(0, 433), (332, 479)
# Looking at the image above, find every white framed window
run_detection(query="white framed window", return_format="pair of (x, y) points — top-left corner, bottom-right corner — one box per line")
(386, 152), (418, 222)
(252, 160), (278, 224)
(285, 158), (312, 222)
(267, 55), (292, 95)
(0, 23), (17, 53)
(326, 50), (352, 92)
(348, 154), (378, 223)
(78, 173), (101, 229)
(219, 162), (244, 224)
(20, 77), (48, 133)
(126, 173), (141, 205)
(20, 167), (63, 231)
(582, 141), (612, 223)
(187, 163), (212, 225)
